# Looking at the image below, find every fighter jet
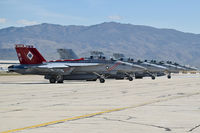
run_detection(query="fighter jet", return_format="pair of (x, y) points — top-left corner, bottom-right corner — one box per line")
(8, 45), (145, 83)
(57, 50), (146, 81)
(169, 61), (198, 72)
(154, 60), (186, 78)
(134, 60), (168, 79)
(112, 53), (168, 80)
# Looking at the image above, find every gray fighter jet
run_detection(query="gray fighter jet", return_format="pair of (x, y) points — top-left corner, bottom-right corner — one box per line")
(150, 60), (186, 78)
(57, 49), (146, 81)
(167, 61), (198, 72)
(112, 53), (168, 80)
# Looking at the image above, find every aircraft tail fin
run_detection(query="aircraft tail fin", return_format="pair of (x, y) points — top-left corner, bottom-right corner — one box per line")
(57, 49), (79, 59)
(15, 44), (46, 64)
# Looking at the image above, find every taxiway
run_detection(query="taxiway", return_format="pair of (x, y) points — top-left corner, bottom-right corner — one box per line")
(0, 74), (200, 133)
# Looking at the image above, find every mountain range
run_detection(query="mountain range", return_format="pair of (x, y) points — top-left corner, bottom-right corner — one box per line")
(0, 22), (199, 68)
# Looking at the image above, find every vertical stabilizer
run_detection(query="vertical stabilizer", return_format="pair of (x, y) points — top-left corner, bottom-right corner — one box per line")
(15, 44), (46, 64)
(57, 49), (79, 59)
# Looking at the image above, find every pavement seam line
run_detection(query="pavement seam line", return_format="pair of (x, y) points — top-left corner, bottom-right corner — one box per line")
(1, 92), (199, 133)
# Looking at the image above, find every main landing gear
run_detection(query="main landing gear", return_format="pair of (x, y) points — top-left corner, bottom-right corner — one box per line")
(151, 76), (156, 80)
(125, 73), (133, 81)
(49, 78), (64, 83)
(46, 75), (64, 84)
(127, 76), (133, 81)
(49, 78), (56, 83)
(146, 71), (156, 80)
(93, 72), (106, 83)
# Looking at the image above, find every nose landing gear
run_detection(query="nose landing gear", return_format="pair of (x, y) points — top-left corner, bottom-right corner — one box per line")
(167, 74), (171, 79)
(151, 76), (155, 80)
(99, 78), (105, 83)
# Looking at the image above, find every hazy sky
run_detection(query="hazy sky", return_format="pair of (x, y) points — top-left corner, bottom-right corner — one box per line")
(0, 0), (199, 33)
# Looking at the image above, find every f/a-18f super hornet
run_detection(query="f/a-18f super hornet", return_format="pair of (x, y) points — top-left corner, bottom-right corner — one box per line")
(112, 53), (168, 80)
(149, 60), (186, 78)
(57, 49), (146, 81)
(165, 61), (198, 72)
(134, 60), (168, 79)
(8, 45), (146, 83)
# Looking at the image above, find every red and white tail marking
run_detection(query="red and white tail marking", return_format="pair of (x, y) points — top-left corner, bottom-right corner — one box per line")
(15, 44), (46, 64)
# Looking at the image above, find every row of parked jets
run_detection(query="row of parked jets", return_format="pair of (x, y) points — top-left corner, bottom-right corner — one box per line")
(8, 44), (198, 83)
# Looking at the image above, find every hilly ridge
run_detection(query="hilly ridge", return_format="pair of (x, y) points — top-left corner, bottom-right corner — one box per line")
(0, 22), (199, 68)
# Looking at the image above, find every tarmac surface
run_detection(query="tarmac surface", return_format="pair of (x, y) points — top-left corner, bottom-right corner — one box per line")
(0, 74), (200, 133)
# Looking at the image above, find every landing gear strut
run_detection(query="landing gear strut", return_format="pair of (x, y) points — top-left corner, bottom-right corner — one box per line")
(93, 72), (106, 83)
(125, 73), (133, 81)
(57, 75), (64, 83)
(146, 71), (156, 80)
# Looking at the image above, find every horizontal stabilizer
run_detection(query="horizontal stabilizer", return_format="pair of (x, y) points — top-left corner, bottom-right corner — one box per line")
(37, 62), (102, 69)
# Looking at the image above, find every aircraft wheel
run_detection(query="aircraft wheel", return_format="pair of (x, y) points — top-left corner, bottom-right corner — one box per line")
(151, 76), (155, 80)
(167, 75), (171, 79)
(128, 77), (133, 81)
(57, 80), (64, 83)
(99, 78), (105, 83)
(49, 78), (56, 83)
